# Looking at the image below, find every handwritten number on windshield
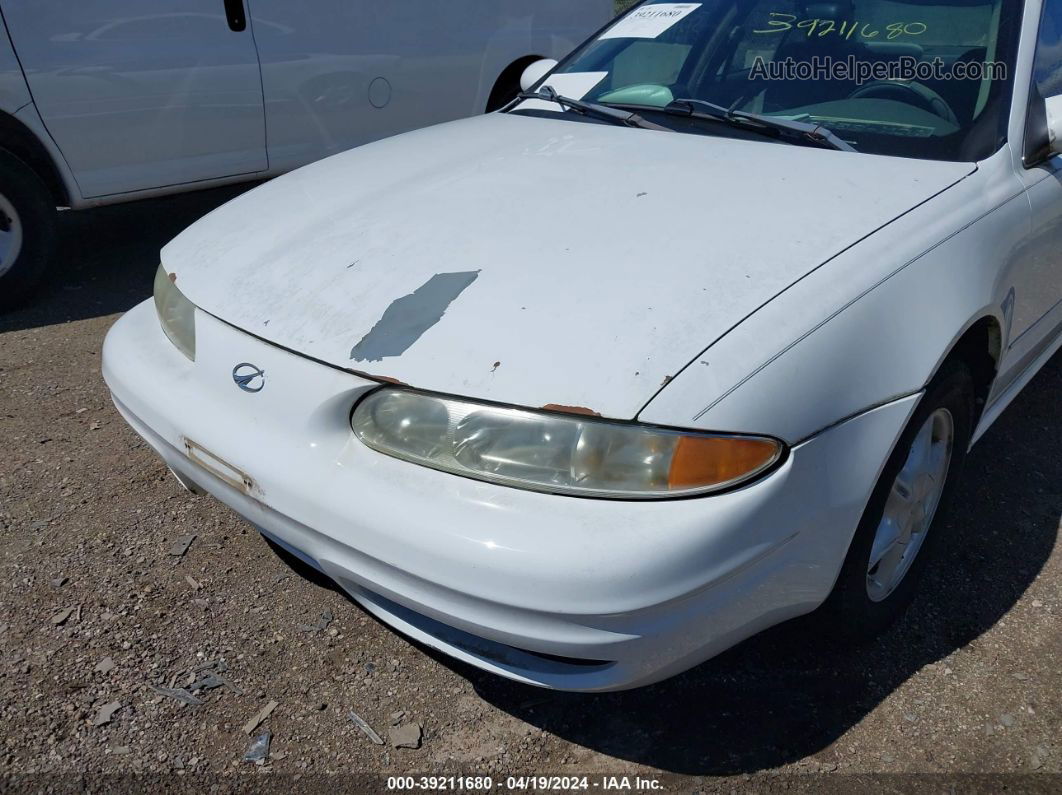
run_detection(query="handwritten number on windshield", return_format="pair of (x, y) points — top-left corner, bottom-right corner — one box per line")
(753, 12), (927, 40)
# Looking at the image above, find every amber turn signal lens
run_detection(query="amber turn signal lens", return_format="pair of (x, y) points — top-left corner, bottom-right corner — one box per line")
(668, 435), (781, 491)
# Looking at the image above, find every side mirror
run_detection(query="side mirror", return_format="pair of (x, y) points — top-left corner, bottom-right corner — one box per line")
(520, 59), (558, 93)
(1046, 94), (1062, 155)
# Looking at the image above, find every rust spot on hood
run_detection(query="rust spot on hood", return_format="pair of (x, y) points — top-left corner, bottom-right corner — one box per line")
(541, 404), (601, 417)
(348, 368), (408, 386)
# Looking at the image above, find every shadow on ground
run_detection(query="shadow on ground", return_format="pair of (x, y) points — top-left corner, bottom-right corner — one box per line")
(0, 183), (254, 334)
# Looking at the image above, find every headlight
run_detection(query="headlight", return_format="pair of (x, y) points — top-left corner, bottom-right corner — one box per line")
(153, 264), (196, 361)
(352, 389), (783, 499)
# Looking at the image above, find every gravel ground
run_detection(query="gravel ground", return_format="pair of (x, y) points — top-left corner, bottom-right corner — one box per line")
(0, 187), (1059, 792)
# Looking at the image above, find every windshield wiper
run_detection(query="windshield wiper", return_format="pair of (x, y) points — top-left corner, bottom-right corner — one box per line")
(517, 86), (671, 132)
(660, 97), (855, 152)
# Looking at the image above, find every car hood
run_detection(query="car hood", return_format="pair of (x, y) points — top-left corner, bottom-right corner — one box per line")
(163, 112), (973, 420)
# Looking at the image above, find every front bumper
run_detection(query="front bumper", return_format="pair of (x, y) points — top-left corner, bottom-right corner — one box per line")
(103, 300), (918, 691)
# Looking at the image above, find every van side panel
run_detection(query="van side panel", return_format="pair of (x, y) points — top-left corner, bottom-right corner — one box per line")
(0, 11), (31, 112)
(1, 1), (267, 198)
(1, 15), (81, 206)
(249, 0), (612, 173)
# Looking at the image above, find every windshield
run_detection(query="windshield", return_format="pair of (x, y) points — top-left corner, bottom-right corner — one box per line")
(518, 0), (1022, 160)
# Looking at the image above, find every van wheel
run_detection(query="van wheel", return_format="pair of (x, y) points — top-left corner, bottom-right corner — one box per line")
(487, 57), (544, 112)
(0, 149), (57, 311)
(821, 359), (975, 640)
(486, 72), (523, 112)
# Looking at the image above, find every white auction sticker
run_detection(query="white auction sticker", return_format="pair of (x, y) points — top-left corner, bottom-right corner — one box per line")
(599, 3), (702, 40)
(518, 72), (609, 112)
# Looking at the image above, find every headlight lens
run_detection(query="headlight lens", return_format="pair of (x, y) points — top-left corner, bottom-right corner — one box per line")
(153, 264), (196, 361)
(352, 389), (783, 499)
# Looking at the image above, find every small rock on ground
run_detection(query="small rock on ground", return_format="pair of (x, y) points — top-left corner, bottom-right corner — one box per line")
(390, 723), (422, 750)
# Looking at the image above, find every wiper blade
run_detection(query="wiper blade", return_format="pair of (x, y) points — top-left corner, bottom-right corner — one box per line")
(518, 86), (671, 132)
(663, 98), (856, 152)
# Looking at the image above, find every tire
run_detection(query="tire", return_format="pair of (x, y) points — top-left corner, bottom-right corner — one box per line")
(821, 358), (975, 641)
(0, 149), (57, 311)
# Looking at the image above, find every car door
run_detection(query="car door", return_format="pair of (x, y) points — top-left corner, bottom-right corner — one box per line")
(0, 0), (267, 198)
(1009, 0), (1062, 368)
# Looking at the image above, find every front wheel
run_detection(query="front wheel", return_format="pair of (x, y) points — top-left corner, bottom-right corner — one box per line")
(0, 150), (57, 311)
(822, 359), (975, 639)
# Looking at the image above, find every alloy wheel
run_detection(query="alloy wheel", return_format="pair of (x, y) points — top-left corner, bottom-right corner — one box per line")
(866, 407), (954, 602)
(0, 192), (23, 279)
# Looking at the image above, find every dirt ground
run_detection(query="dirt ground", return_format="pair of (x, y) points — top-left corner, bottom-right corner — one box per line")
(0, 186), (1059, 792)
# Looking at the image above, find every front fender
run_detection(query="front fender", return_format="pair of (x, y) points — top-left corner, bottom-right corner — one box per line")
(639, 153), (1025, 444)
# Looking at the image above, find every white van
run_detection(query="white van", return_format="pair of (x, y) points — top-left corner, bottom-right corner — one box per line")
(0, 0), (611, 307)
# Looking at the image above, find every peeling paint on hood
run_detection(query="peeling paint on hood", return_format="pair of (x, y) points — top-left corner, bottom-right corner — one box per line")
(350, 271), (480, 362)
(162, 113), (973, 419)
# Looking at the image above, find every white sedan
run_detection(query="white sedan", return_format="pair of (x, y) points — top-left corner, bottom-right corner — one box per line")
(103, 0), (1062, 691)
